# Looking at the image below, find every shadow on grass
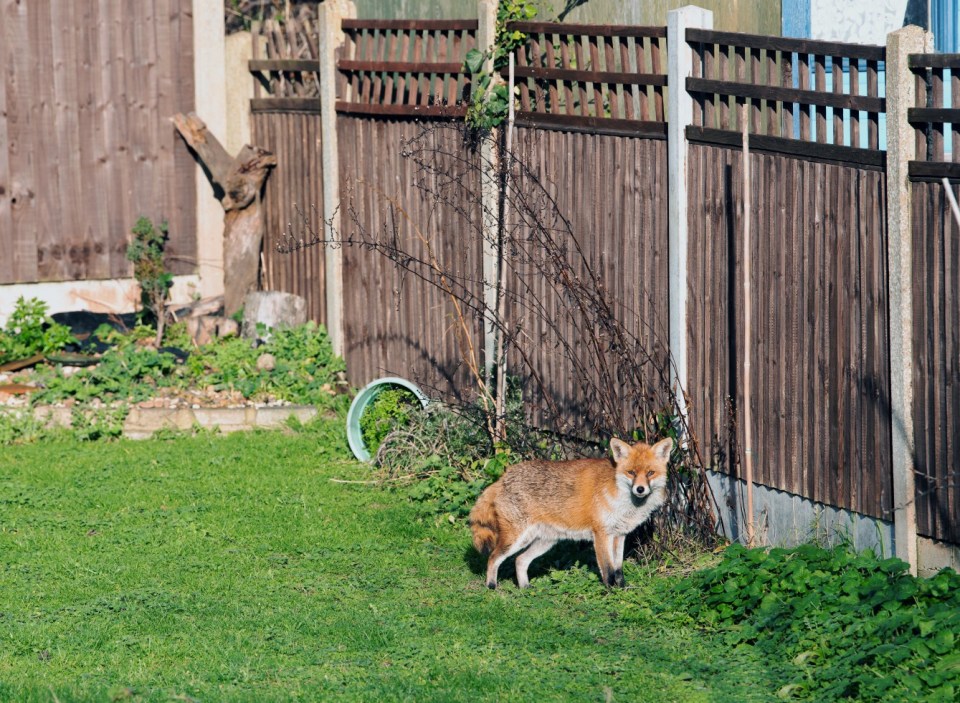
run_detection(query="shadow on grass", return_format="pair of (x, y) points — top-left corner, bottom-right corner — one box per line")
(462, 540), (603, 586)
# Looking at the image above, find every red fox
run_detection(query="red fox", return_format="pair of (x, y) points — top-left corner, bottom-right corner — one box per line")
(469, 437), (672, 589)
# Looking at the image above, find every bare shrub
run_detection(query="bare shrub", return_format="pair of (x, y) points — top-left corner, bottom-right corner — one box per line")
(279, 121), (721, 553)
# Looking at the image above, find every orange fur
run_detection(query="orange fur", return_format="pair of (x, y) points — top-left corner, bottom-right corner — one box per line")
(468, 438), (672, 589)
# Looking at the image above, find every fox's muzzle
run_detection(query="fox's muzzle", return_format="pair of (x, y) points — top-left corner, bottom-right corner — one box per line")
(632, 484), (649, 498)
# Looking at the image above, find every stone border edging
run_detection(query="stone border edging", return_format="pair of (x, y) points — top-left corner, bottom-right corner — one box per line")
(123, 406), (318, 439)
(15, 405), (318, 439)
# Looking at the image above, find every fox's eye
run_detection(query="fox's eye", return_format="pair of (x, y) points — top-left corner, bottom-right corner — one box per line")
(646, 471), (655, 479)
(627, 471), (636, 478)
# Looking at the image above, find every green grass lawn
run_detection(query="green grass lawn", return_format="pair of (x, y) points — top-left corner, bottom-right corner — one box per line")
(0, 418), (782, 702)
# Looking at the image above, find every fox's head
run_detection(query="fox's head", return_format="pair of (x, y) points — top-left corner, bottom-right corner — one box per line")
(610, 437), (673, 500)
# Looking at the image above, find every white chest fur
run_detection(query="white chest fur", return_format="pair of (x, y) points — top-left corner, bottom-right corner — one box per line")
(602, 484), (666, 536)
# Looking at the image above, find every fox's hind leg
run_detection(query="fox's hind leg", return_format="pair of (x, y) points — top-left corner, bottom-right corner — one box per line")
(485, 527), (535, 589)
(514, 537), (556, 588)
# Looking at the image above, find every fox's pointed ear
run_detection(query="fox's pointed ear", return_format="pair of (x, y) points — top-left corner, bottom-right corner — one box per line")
(652, 438), (674, 462)
(610, 438), (631, 463)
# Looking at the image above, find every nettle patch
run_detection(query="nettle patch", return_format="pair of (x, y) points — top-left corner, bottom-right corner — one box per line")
(678, 543), (960, 701)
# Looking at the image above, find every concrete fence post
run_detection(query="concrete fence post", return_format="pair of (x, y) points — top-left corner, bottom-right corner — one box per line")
(886, 25), (932, 575)
(667, 5), (713, 424)
(477, 0), (500, 382)
(318, 0), (356, 358)
(192, 0), (227, 300)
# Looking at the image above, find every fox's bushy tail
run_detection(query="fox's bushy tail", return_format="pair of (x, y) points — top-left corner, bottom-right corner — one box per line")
(469, 483), (501, 555)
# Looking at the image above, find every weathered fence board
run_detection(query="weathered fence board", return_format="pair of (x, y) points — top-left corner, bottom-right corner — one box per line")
(252, 109), (326, 325)
(337, 116), (485, 399)
(506, 126), (670, 437)
(0, 0), (197, 285)
(912, 180), (960, 544)
(687, 143), (892, 521)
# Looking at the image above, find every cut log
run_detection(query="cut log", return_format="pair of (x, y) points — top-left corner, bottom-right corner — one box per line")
(172, 113), (277, 315)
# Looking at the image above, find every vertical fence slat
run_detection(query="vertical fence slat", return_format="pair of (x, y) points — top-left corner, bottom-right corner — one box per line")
(651, 36), (664, 121)
(867, 59), (879, 150)
(833, 56), (844, 146)
(703, 41), (716, 128)
(764, 48), (777, 136)
(933, 66), (945, 160)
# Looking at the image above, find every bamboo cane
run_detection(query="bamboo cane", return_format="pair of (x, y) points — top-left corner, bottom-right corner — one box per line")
(494, 52), (516, 444)
(742, 112), (755, 547)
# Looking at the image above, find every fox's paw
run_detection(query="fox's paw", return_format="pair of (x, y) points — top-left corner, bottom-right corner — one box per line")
(485, 580), (497, 590)
(604, 569), (626, 589)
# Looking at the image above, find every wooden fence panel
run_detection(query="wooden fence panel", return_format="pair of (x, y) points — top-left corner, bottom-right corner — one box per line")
(252, 109), (326, 325)
(687, 143), (892, 521)
(686, 29), (886, 166)
(0, 0), (196, 284)
(907, 54), (960, 543)
(912, 181), (960, 544)
(336, 19), (477, 118)
(503, 22), (668, 137)
(337, 116), (485, 398)
(506, 126), (670, 437)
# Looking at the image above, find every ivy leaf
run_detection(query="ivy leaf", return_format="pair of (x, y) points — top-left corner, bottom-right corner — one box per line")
(464, 48), (485, 74)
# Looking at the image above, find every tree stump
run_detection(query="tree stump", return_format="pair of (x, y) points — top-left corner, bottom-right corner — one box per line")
(172, 112), (277, 316)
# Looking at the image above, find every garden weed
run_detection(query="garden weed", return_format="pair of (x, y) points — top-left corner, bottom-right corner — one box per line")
(679, 543), (960, 701)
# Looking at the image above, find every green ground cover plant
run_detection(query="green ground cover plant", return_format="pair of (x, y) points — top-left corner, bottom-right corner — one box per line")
(679, 543), (960, 700)
(0, 317), (347, 448)
(0, 298), (75, 364)
(1, 321), (347, 441)
(358, 387), (421, 457)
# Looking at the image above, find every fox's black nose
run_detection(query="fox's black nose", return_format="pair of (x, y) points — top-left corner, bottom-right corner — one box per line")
(633, 485), (648, 497)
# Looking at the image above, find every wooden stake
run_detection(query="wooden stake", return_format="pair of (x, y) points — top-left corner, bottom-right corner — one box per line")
(494, 52), (516, 444)
(742, 110), (755, 547)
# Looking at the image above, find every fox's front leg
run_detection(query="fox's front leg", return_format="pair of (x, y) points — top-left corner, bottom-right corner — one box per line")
(592, 530), (621, 587)
(611, 535), (626, 587)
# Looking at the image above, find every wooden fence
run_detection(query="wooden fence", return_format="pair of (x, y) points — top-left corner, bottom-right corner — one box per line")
(684, 30), (892, 521)
(0, 0), (196, 285)
(250, 11), (326, 324)
(253, 15), (960, 550)
(686, 30), (885, 160)
(908, 53), (960, 543)
(335, 20), (483, 396)
(337, 18), (479, 118)
(503, 22), (670, 436)
(504, 22), (667, 137)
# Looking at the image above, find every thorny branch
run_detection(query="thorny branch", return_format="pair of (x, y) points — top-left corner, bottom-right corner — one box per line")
(277, 121), (720, 547)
